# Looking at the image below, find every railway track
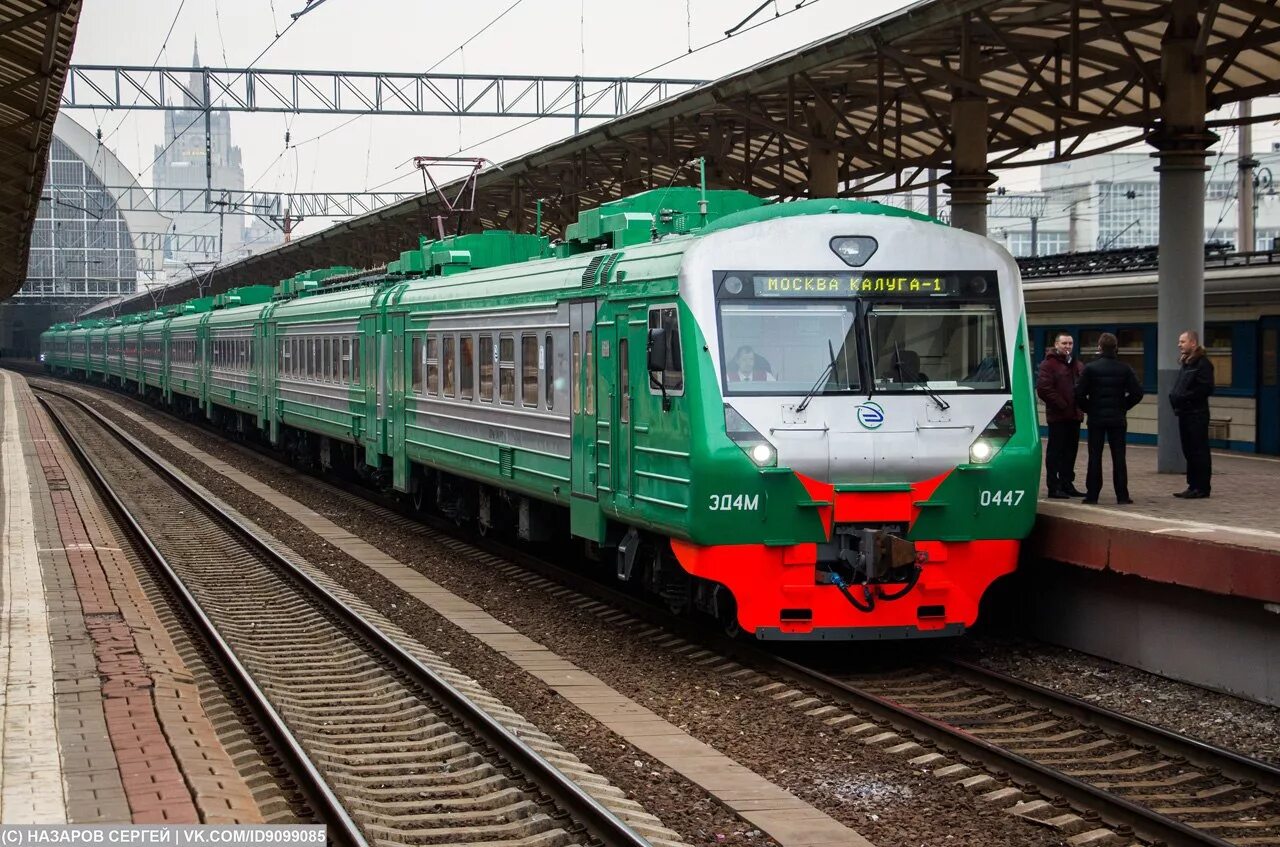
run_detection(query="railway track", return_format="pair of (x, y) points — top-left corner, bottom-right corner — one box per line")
(775, 657), (1280, 847)
(36, 388), (652, 847)
(32, 375), (1280, 847)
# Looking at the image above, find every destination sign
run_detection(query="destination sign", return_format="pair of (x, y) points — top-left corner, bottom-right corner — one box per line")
(751, 273), (956, 297)
(714, 270), (998, 299)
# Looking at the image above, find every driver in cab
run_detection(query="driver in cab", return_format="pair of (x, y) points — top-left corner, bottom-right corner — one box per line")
(729, 345), (776, 383)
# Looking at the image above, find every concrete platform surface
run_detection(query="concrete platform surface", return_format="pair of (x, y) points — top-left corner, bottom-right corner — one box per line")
(0, 370), (261, 824)
(1031, 443), (1280, 604)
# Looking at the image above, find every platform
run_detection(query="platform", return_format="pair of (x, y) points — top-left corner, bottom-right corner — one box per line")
(1030, 444), (1280, 603)
(1021, 441), (1280, 706)
(0, 370), (262, 824)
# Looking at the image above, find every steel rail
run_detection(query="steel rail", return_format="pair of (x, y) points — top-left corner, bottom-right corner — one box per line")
(942, 658), (1280, 790)
(761, 655), (1244, 847)
(35, 387), (653, 847)
(36, 393), (369, 847)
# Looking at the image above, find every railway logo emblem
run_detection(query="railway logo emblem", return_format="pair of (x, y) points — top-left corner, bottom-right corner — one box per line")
(856, 401), (885, 429)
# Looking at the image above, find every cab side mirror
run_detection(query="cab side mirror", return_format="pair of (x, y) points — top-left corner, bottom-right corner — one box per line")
(647, 327), (669, 373)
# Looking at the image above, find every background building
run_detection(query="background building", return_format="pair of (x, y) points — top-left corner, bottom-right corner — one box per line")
(995, 151), (1280, 257)
(0, 112), (169, 357)
(151, 41), (281, 265)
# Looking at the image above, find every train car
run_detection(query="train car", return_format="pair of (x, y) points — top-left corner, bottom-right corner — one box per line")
(204, 286), (275, 431)
(104, 319), (126, 386)
(164, 299), (212, 411)
(40, 187), (1040, 641)
(120, 313), (146, 393)
(84, 320), (109, 380)
(139, 307), (172, 399)
(1024, 256), (1280, 454)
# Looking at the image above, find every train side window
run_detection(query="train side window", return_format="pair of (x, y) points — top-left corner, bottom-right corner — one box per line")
(340, 337), (350, 381)
(585, 330), (595, 415)
(479, 335), (494, 401)
(411, 336), (423, 393)
(499, 335), (515, 404)
(619, 338), (630, 423)
(1078, 329), (1103, 364)
(572, 331), (581, 413)
(545, 333), (554, 410)
(331, 338), (340, 380)
(324, 337), (333, 381)
(1116, 327), (1145, 377)
(426, 336), (438, 396)
(521, 334), (538, 407)
(647, 306), (684, 393)
(1205, 324), (1233, 386)
(351, 338), (361, 383)
(442, 335), (456, 397)
(460, 334), (475, 401)
(249, 338), (255, 369)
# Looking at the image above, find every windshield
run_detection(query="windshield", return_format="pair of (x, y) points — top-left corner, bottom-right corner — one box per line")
(719, 302), (861, 395)
(867, 303), (1007, 391)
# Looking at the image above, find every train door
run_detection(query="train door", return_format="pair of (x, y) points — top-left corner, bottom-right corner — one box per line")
(389, 312), (409, 491)
(359, 312), (380, 466)
(613, 312), (633, 504)
(569, 300), (604, 541)
(1260, 317), (1280, 454)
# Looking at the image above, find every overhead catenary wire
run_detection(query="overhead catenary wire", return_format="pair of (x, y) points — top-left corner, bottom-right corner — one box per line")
(359, 0), (827, 194)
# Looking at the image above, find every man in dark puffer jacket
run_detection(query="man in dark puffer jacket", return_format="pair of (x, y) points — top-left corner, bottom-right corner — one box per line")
(1074, 332), (1144, 504)
(1169, 330), (1215, 498)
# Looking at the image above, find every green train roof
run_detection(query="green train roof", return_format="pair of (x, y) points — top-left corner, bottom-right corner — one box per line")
(145, 188), (940, 318)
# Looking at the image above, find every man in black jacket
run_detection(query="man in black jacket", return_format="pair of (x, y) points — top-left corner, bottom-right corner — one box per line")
(1169, 330), (1215, 498)
(1074, 332), (1145, 504)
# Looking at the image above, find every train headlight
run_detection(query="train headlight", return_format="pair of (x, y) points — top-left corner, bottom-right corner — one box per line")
(750, 443), (775, 466)
(969, 439), (994, 463)
(968, 401), (1016, 465)
(724, 404), (777, 468)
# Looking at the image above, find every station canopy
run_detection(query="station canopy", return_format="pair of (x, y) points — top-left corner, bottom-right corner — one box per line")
(89, 0), (1280, 316)
(1, 0), (81, 301)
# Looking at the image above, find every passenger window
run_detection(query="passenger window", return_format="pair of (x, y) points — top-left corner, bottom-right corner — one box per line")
(352, 338), (361, 383)
(522, 334), (538, 407)
(443, 336), (456, 397)
(1205, 324), (1233, 386)
(572, 331), (581, 413)
(545, 333), (554, 410)
(411, 336), (423, 393)
(330, 338), (340, 380)
(341, 337), (350, 381)
(499, 335), (515, 404)
(647, 306), (684, 393)
(426, 336), (438, 396)
(1116, 328), (1145, 379)
(479, 335), (494, 401)
(460, 335), (475, 401)
(585, 330), (595, 415)
(620, 338), (629, 422)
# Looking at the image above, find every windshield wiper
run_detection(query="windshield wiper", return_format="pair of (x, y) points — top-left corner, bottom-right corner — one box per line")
(796, 339), (839, 413)
(912, 374), (950, 411)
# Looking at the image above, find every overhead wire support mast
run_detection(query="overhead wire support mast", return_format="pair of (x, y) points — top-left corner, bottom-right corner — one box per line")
(59, 66), (706, 120)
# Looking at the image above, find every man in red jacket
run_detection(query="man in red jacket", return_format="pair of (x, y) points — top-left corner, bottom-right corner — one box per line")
(1036, 332), (1085, 498)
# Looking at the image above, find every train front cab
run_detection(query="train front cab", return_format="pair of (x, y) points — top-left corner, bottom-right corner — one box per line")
(654, 204), (1040, 640)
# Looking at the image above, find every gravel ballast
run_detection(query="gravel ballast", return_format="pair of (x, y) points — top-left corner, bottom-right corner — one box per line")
(48, 380), (1099, 846)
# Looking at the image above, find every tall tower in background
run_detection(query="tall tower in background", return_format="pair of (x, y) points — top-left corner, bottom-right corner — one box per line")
(152, 40), (276, 266)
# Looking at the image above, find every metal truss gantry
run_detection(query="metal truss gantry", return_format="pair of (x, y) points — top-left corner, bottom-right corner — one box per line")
(61, 65), (706, 128)
(46, 184), (420, 226)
